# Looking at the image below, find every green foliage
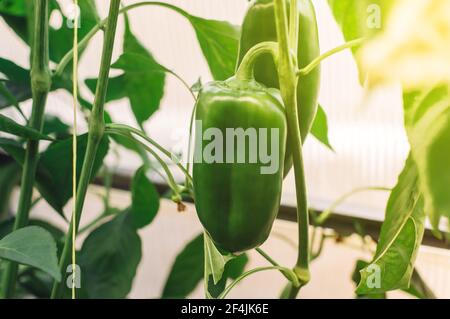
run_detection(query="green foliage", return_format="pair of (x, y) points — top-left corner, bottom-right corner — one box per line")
(0, 226), (60, 281)
(403, 86), (450, 229)
(357, 156), (425, 294)
(36, 134), (109, 215)
(162, 233), (248, 299)
(311, 104), (333, 150)
(77, 211), (142, 299)
(86, 15), (166, 125)
(0, 113), (52, 140)
(131, 166), (160, 229)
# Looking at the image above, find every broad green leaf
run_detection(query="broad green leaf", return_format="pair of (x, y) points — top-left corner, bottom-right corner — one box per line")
(0, 137), (25, 162)
(162, 234), (204, 299)
(0, 161), (20, 217)
(0, 226), (61, 281)
(310, 104), (333, 150)
(356, 156), (425, 294)
(130, 166), (160, 228)
(77, 210), (142, 299)
(36, 134), (109, 214)
(352, 260), (386, 299)
(49, 0), (100, 63)
(42, 115), (71, 139)
(155, 4), (240, 80)
(86, 16), (166, 125)
(0, 57), (31, 109)
(187, 15), (240, 81)
(0, 113), (52, 140)
(403, 86), (450, 228)
(162, 233), (248, 299)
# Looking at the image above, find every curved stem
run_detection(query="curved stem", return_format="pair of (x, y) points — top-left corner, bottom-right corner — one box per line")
(105, 123), (193, 184)
(235, 42), (279, 81)
(51, 0), (122, 299)
(218, 266), (298, 299)
(274, 0), (309, 296)
(297, 38), (366, 76)
(106, 129), (181, 195)
(55, 1), (195, 76)
(0, 0), (51, 299)
(314, 186), (390, 225)
(255, 248), (294, 283)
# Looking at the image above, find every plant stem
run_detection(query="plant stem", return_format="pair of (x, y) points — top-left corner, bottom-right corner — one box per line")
(297, 38), (365, 76)
(218, 266), (298, 299)
(55, 1), (196, 76)
(274, 0), (309, 297)
(0, 0), (51, 299)
(50, 0), (122, 299)
(235, 42), (279, 81)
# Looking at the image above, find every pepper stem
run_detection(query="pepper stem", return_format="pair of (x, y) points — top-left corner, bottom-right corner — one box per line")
(235, 41), (279, 81)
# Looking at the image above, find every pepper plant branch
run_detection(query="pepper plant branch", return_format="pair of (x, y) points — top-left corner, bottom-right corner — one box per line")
(274, 0), (310, 294)
(235, 42), (279, 81)
(51, 0), (122, 299)
(314, 186), (390, 225)
(55, 1), (199, 77)
(255, 248), (295, 283)
(105, 129), (182, 198)
(218, 266), (299, 299)
(105, 123), (193, 184)
(297, 38), (366, 76)
(0, 0), (52, 299)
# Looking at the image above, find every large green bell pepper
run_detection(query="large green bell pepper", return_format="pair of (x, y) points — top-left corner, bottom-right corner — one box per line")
(237, 0), (321, 175)
(193, 77), (287, 253)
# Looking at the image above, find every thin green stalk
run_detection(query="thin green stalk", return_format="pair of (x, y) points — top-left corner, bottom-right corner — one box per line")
(105, 123), (193, 184)
(0, 0), (51, 299)
(255, 248), (293, 282)
(274, 0), (309, 296)
(235, 42), (279, 81)
(314, 186), (390, 225)
(55, 1), (198, 76)
(51, 0), (122, 299)
(297, 38), (365, 76)
(218, 266), (299, 299)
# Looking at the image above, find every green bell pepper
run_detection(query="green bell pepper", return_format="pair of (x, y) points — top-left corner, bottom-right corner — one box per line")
(237, 0), (321, 175)
(193, 77), (287, 253)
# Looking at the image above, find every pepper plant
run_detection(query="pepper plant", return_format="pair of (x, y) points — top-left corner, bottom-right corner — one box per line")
(0, 0), (448, 299)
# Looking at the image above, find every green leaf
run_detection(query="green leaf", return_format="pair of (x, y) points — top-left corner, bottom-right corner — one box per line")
(403, 86), (450, 228)
(356, 156), (425, 294)
(0, 113), (52, 140)
(86, 16), (166, 125)
(154, 3), (240, 80)
(0, 226), (61, 281)
(49, 0), (100, 63)
(0, 57), (31, 109)
(130, 166), (160, 228)
(352, 260), (386, 299)
(0, 137), (25, 163)
(42, 115), (71, 139)
(187, 15), (240, 81)
(162, 233), (248, 299)
(310, 104), (333, 150)
(77, 210), (142, 299)
(36, 134), (109, 215)
(162, 234), (204, 299)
